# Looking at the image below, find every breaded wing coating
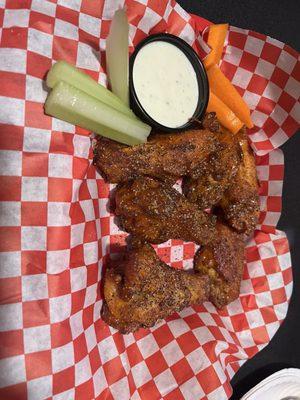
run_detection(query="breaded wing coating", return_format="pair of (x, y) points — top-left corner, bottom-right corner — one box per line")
(183, 128), (242, 209)
(115, 177), (216, 245)
(102, 241), (209, 333)
(93, 123), (219, 184)
(217, 128), (260, 236)
(194, 221), (245, 308)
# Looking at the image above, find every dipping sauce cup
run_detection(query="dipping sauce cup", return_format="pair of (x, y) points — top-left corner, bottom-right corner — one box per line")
(129, 33), (209, 132)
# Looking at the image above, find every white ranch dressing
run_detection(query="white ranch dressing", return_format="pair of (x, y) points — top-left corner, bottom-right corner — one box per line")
(132, 41), (199, 128)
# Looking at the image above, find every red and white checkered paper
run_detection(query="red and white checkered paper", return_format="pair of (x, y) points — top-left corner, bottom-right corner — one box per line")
(0, 1), (299, 399)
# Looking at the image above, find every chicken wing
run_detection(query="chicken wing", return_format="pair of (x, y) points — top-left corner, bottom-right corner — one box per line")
(93, 119), (220, 184)
(201, 111), (222, 133)
(183, 128), (242, 209)
(217, 128), (260, 236)
(102, 241), (209, 333)
(115, 177), (216, 245)
(194, 221), (245, 308)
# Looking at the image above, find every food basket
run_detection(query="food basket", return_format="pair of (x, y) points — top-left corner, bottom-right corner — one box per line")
(0, 1), (299, 399)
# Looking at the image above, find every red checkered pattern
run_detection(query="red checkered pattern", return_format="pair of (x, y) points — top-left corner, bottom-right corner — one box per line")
(219, 25), (300, 155)
(0, 1), (299, 400)
(255, 149), (285, 233)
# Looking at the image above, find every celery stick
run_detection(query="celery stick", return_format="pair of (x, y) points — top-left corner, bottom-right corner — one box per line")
(46, 61), (134, 118)
(45, 82), (151, 146)
(106, 9), (129, 106)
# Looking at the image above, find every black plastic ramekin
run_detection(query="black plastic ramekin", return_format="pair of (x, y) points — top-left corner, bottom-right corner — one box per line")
(129, 33), (209, 132)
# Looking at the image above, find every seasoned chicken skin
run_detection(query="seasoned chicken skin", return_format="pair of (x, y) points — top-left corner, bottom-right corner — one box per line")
(115, 177), (216, 245)
(217, 128), (260, 236)
(194, 221), (245, 308)
(96, 111), (259, 330)
(93, 125), (220, 184)
(184, 128), (242, 209)
(102, 241), (209, 333)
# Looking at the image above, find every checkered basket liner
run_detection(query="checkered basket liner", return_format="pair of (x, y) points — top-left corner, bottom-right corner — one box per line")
(0, 1), (299, 399)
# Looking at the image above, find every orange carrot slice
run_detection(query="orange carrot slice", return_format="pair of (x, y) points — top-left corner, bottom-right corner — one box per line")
(204, 23), (229, 69)
(207, 91), (243, 134)
(207, 64), (253, 128)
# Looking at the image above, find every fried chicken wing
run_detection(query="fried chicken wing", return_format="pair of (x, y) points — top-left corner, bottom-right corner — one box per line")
(217, 128), (260, 236)
(183, 128), (242, 209)
(102, 241), (209, 333)
(202, 111), (222, 133)
(93, 121), (220, 184)
(194, 221), (245, 308)
(115, 177), (216, 245)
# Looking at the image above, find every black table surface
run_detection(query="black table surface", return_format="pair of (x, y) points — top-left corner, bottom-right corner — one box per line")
(178, 1), (300, 398)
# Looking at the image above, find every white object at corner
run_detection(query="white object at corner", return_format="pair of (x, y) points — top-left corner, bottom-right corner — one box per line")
(241, 368), (300, 400)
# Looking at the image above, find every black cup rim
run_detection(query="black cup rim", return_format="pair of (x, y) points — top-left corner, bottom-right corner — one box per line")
(129, 33), (209, 132)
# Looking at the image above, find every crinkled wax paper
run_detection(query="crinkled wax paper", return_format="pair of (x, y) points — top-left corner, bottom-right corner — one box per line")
(0, 1), (299, 399)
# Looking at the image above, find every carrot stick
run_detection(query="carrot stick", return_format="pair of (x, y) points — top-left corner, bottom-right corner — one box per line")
(207, 64), (253, 128)
(207, 91), (243, 134)
(204, 23), (228, 69)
